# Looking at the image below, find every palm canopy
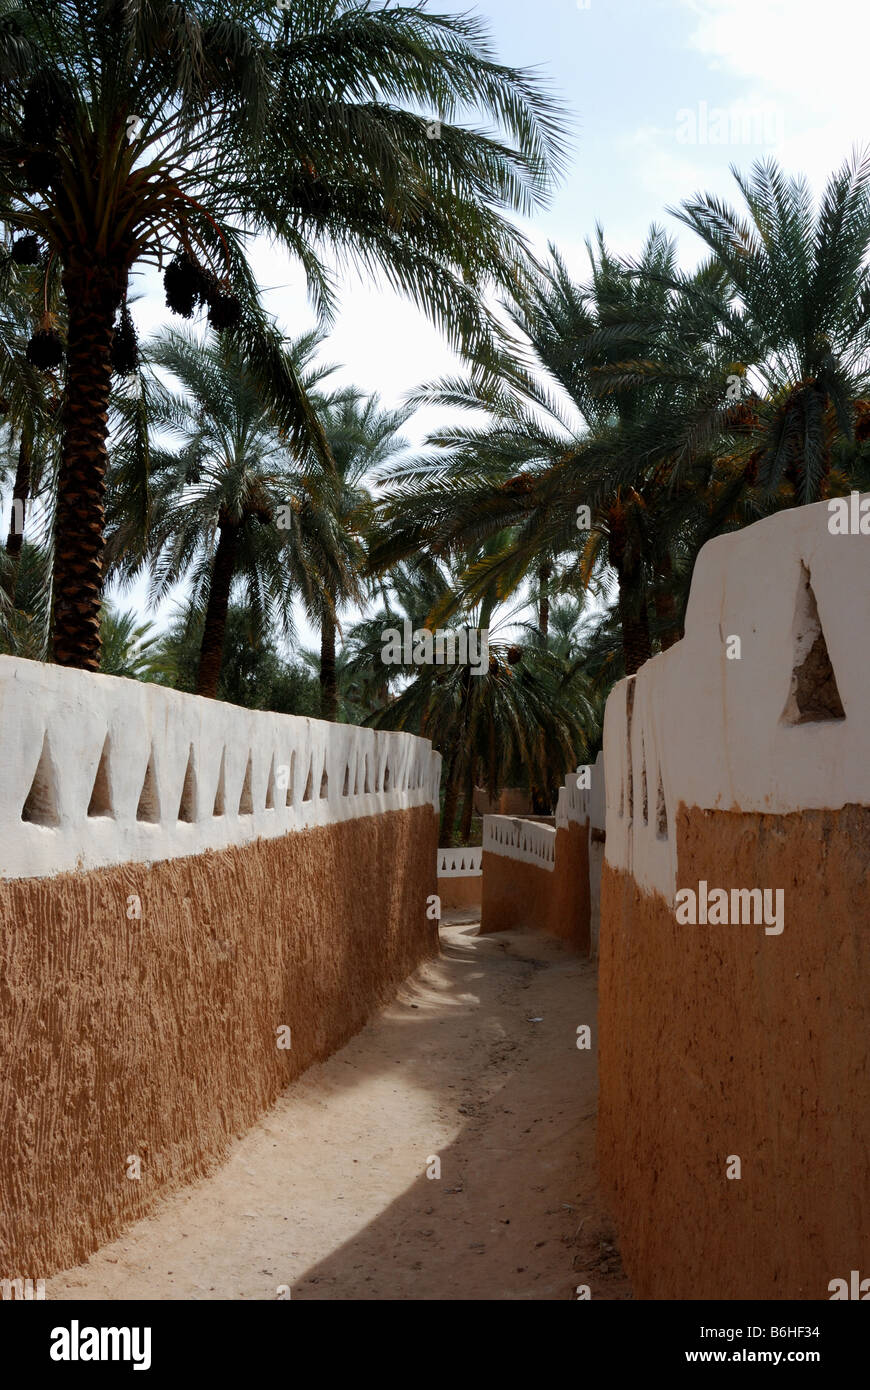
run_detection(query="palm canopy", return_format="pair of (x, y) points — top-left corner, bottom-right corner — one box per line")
(0, 255), (62, 617)
(0, 532), (51, 656)
(0, 0), (570, 670)
(0, 255), (62, 438)
(108, 323), (339, 697)
(369, 225), (735, 673)
(298, 388), (412, 611)
(97, 599), (162, 679)
(345, 552), (596, 838)
(298, 387), (411, 719)
(664, 153), (870, 501)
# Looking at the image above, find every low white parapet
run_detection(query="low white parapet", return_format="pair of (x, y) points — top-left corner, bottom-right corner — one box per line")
(603, 494), (870, 900)
(482, 814), (556, 872)
(0, 655), (441, 880)
(437, 846), (482, 877)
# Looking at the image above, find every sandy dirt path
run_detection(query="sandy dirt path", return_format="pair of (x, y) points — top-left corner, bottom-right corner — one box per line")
(48, 918), (630, 1301)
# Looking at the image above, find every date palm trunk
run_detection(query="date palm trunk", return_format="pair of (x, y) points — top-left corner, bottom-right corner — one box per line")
(459, 757), (475, 841)
(618, 580), (652, 675)
(4, 428), (33, 598)
(195, 517), (239, 698)
(52, 260), (125, 669)
(655, 590), (680, 649)
(320, 606), (338, 721)
(608, 505), (651, 677)
(655, 551), (681, 650)
(440, 747), (462, 843)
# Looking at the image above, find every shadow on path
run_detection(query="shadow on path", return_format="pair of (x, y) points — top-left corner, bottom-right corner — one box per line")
(48, 920), (630, 1301)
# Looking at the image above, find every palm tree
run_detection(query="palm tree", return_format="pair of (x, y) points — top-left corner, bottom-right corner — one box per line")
(346, 552), (596, 839)
(0, 0), (568, 671)
(667, 154), (870, 502)
(373, 618), (595, 844)
(0, 257), (62, 599)
(300, 389), (411, 721)
(343, 553), (455, 709)
(371, 226), (733, 674)
(109, 325), (337, 698)
(0, 538), (51, 658)
(146, 600), (322, 715)
(98, 600), (161, 678)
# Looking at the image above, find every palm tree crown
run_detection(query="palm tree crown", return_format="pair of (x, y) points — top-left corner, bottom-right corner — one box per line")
(0, 0), (570, 669)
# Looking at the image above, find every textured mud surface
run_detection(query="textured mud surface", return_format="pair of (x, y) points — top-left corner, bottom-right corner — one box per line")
(1, 807), (437, 1276)
(598, 804), (870, 1300)
(47, 920), (629, 1301)
(437, 874), (482, 912)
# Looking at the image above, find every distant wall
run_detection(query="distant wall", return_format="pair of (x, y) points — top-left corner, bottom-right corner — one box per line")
(437, 845), (482, 911)
(561, 751), (605, 958)
(480, 816), (556, 936)
(598, 497), (870, 1299)
(479, 759), (601, 954)
(0, 657), (440, 1278)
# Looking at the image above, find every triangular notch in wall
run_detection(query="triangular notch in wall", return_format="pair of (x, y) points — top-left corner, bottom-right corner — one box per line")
(87, 734), (114, 819)
(238, 752), (254, 816)
(136, 749), (161, 823)
(781, 564), (845, 725)
(213, 748), (227, 817)
(177, 744), (197, 823)
(22, 731), (60, 826)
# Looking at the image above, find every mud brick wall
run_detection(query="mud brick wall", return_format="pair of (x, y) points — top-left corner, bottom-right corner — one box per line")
(0, 656), (441, 1278)
(0, 807), (437, 1277)
(480, 816), (591, 953)
(598, 496), (870, 1300)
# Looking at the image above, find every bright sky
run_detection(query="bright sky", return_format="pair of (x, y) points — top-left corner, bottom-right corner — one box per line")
(109, 0), (869, 649)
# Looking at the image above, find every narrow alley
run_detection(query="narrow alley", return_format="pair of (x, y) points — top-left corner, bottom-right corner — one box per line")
(47, 919), (629, 1302)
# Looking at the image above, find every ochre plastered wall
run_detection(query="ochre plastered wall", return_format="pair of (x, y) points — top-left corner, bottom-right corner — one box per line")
(598, 803), (870, 1300)
(0, 806), (437, 1277)
(480, 822), (590, 953)
(437, 875), (482, 912)
(549, 823), (591, 952)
